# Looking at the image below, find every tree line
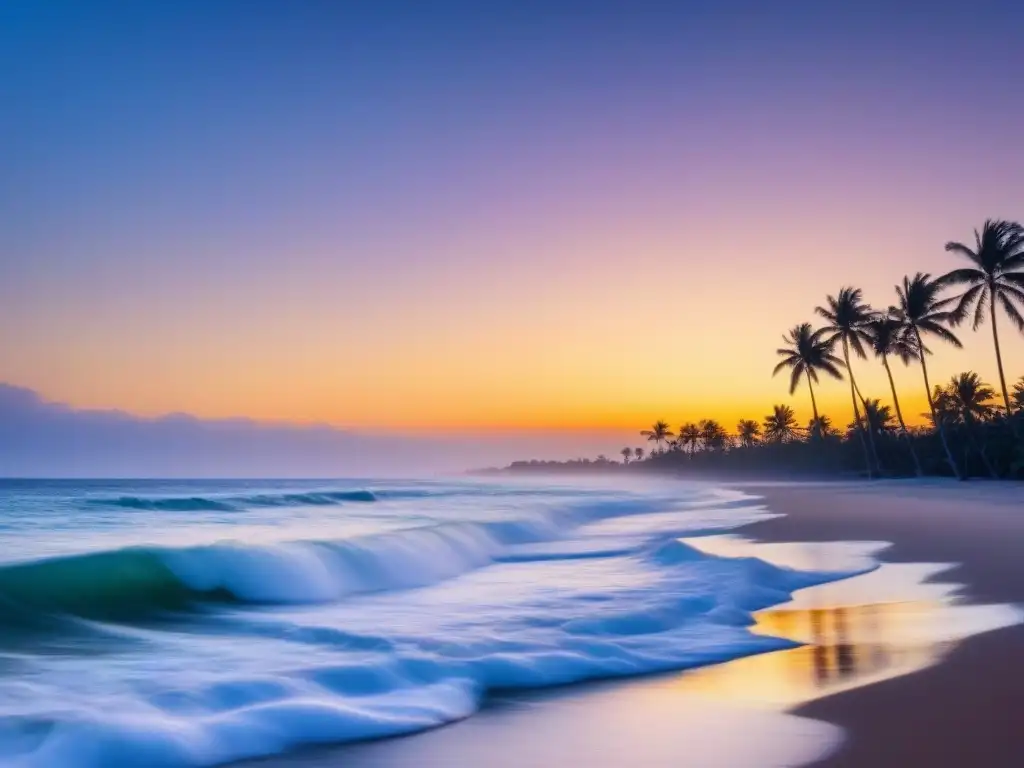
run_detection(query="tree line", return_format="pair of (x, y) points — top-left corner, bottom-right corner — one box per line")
(613, 220), (1024, 479)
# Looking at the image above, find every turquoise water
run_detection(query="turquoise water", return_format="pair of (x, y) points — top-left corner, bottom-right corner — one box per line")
(0, 478), (857, 767)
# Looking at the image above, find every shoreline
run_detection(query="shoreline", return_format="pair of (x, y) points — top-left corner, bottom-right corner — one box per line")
(245, 478), (1024, 768)
(739, 480), (1024, 766)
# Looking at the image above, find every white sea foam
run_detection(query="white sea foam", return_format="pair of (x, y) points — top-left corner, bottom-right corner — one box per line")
(0, 479), (859, 767)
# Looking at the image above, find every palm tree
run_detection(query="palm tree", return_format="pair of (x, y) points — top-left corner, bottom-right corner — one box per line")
(634, 447), (645, 462)
(946, 372), (998, 424)
(942, 220), (1024, 414)
(699, 419), (728, 451)
(929, 385), (958, 427)
(864, 315), (923, 475)
(945, 372), (999, 478)
(862, 399), (896, 435)
(893, 273), (963, 478)
(640, 420), (674, 454)
(763, 404), (801, 444)
(678, 423), (701, 456)
(773, 323), (844, 437)
(816, 287), (879, 475)
(1013, 376), (1024, 411)
(807, 414), (839, 439)
(736, 419), (761, 448)
(620, 447), (632, 465)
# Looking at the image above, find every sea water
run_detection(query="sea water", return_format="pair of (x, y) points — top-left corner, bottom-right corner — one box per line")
(0, 478), (862, 767)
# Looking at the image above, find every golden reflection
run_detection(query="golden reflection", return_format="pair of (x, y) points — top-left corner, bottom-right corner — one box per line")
(668, 600), (953, 706)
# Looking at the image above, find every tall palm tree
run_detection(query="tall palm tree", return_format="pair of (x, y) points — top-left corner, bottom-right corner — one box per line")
(772, 322), (844, 436)
(763, 404), (801, 444)
(736, 419), (761, 448)
(678, 423), (701, 456)
(816, 287), (879, 475)
(640, 420), (674, 454)
(942, 220), (1024, 414)
(620, 447), (632, 465)
(893, 273), (963, 478)
(864, 315), (923, 475)
(699, 419), (728, 451)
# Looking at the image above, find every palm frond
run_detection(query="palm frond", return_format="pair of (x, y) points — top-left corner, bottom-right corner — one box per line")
(918, 320), (963, 348)
(943, 241), (983, 268)
(788, 365), (803, 394)
(971, 285), (989, 330)
(948, 282), (984, 326)
(998, 292), (1024, 332)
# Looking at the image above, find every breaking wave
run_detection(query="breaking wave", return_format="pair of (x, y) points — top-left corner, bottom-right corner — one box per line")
(0, 482), (867, 768)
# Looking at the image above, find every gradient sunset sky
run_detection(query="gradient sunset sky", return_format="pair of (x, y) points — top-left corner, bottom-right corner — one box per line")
(4, 1), (1023, 438)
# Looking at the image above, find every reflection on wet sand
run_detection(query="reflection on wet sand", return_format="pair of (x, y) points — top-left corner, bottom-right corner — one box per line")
(665, 538), (1024, 708)
(666, 599), (952, 705)
(660, 535), (1021, 707)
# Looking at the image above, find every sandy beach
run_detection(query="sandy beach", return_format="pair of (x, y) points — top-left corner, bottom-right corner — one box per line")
(742, 481), (1024, 767)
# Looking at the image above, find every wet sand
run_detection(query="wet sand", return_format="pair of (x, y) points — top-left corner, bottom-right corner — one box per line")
(742, 480), (1024, 767)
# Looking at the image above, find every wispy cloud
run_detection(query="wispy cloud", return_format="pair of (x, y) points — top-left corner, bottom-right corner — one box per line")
(0, 384), (632, 477)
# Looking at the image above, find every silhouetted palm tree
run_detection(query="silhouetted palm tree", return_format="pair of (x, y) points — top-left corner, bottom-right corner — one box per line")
(807, 414), (839, 439)
(620, 447), (632, 464)
(640, 420), (674, 454)
(1013, 376), (1024, 411)
(946, 372), (998, 424)
(893, 273), (963, 478)
(945, 372), (999, 478)
(864, 315), (923, 475)
(678, 423), (701, 456)
(736, 419), (761, 448)
(816, 287), (879, 475)
(634, 447), (644, 462)
(773, 322), (844, 436)
(763, 404), (801, 444)
(929, 385), (958, 427)
(699, 419), (728, 451)
(943, 220), (1024, 414)
(862, 399), (896, 435)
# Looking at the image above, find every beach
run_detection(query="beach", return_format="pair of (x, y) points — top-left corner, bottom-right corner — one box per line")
(743, 481), (1024, 766)
(2, 478), (1020, 767)
(257, 479), (1024, 768)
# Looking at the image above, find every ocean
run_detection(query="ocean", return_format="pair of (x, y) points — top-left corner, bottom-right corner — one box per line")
(0, 477), (858, 767)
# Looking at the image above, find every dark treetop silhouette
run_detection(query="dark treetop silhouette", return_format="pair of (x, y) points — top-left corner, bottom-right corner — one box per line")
(502, 219), (1024, 481)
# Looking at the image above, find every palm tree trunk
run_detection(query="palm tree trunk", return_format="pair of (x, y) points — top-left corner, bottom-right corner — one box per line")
(843, 339), (875, 478)
(806, 373), (820, 438)
(990, 294), (1013, 415)
(882, 354), (923, 477)
(806, 375), (820, 421)
(915, 330), (962, 479)
(848, 348), (884, 474)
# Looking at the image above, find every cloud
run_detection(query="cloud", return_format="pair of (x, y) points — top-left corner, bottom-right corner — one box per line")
(0, 384), (631, 477)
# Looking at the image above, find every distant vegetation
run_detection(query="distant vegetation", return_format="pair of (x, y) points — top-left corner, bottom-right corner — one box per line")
(505, 219), (1024, 480)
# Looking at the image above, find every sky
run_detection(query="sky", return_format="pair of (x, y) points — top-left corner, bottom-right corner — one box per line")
(3, 1), (1024, 449)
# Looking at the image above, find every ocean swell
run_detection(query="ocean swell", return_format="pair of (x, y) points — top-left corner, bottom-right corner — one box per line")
(87, 488), (381, 513)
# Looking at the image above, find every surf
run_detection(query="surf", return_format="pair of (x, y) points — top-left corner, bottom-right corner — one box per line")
(0, 479), (854, 768)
